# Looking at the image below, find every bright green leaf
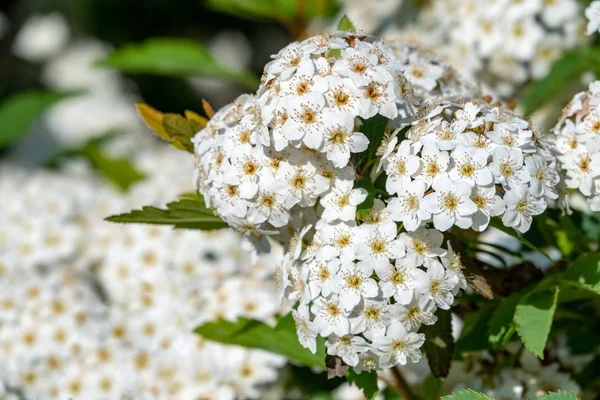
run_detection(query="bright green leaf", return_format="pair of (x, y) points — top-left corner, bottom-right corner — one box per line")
(355, 179), (375, 211)
(422, 375), (442, 400)
(441, 389), (493, 400)
(98, 38), (259, 89)
(489, 218), (552, 262)
(0, 90), (77, 149)
(420, 309), (454, 378)
(563, 253), (600, 295)
(346, 369), (378, 400)
(514, 284), (560, 358)
(80, 143), (145, 191)
(194, 313), (326, 367)
(488, 290), (526, 347)
(105, 192), (228, 230)
(520, 47), (600, 116)
(535, 391), (581, 400)
(205, 0), (339, 24)
(337, 15), (356, 32)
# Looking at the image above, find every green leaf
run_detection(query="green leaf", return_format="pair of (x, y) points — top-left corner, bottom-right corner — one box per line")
(535, 392), (581, 400)
(205, 0), (339, 24)
(514, 284), (560, 358)
(489, 218), (552, 262)
(488, 290), (526, 347)
(441, 389), (493, 400)
(98, 38), (259, 89)
(79, 143), (145, 191)
(194, 313), (326, 367)
(454, 305), (492, 357)
(520, 47), (600, 116)
(345, 369), (378, 400)
(337, 15), (356, 32)
(563, 253), (600, 295)
(354, 114), (388, 175)
(355, 179), (375, 210)
(536, 214), (588, 259)
(422, 375), (442, 400)
(0, 90), (77, 149)
(419, 309), (454, 378)
(106, 192), (228, 230)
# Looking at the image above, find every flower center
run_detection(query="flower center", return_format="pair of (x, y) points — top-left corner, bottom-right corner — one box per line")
(226, 185), (238, 197)
(331, 130), (347, 144)
(397, 161), (406, 175)
(296, 81), (309, 95)
(392, 340), (407, 351)
(366, 85), (381, 100)
(406, 306), (420, 320)
(327, 303), (340, 317)
(579, 157), (591, 173)
(319, 266), (330, 281)
(302, 110), (316, 124)
(391, 270), (405, 285)
(472, 195), (487, 209)
(292, 175), (306, 188)
(337, 194), (350, 207)
(239, 131), (251, 144)
(443, 193), (459, 211)
(370, 239), (386, 254)
(500, 162), (514, 177)
(261, 195), (275, 207)
(347, 274), (362, 289)
(365, 307), (380, 320)
(460, 163), (476, 177)
(516, 199), (528, 212)
(429, 280), (441, 294)
(335, 91), (349, 105)
(243, 161), (258, 175)
(336, 235), (351, 248)
(426, 162), (440, 176)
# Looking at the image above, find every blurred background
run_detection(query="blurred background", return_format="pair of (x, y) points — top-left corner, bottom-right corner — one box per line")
(0, 0), (598, 399)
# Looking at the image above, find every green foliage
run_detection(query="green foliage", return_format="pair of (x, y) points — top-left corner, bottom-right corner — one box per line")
(205, 0), (339, 24)
(535, 392), (581, 400)
(422, 375), (442, 400)
(520, 47), (600, 116)
(563, 253), (600, 295)
(355, 114), (388, 175)
(0, 90), (77, 149)
(194, 313), (326, 367)
(488, 290), (525, 347)
(337, 15), (356, 32)
(489, 217), (552, 261)
(98, 38), (259, 89)
(441, 389), (493, 400)
(454, 305), (492, 357)
(514, 284), (560, 358)
(105, 192), (228, 230)
(345, 369), (378, 400)
(420, 309), (454, 378)
(80, 143), (146, 191)
(536, 214), (588, 259)
(355, 179), (375, 211)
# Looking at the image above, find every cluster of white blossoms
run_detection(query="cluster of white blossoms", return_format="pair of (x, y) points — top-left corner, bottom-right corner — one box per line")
(193, 31), (562, 372)
(389, 0), (588, 98)
(0, 145), (287, 400)
(193, 31), (416, 242)
(550, 81), (600, 211)
(386, 99), (560, 234)
(586, 1), (600, 35)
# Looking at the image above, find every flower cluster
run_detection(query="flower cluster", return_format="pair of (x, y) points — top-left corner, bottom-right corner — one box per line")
(386, 99), (559, 234)
(389, 0), (588, 98)
(193, 32), (416, 242)
(0, 145), (287, 400)
(551, 81), (600, 211)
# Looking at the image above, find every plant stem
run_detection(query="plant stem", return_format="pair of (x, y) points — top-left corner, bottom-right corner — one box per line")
(390, 366), (416, 400)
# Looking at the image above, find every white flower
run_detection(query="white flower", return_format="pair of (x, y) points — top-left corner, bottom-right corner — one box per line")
(586, 1), (600, 35)
(422, 179), (477, 231)
(399, 227), (446, 267)
(378, 260), (427, 305)
(415, 147), (450, 188)
(524, 156), (559, 200)
(387, 180), (431, 231)
(276, 161), (329, 208)
(372, 321), (425, 368)
(324, 77), (362, 115)
(350, 298), (391, 339)
(333, 45), (386, 87)
(470, 186), (506, 232)
(330, 261), (379, 309)
(318, 221), (358, 262)
(449, 145), (493, 186)
(311, 294), (351, 337)
(326, 334), (370, 367)
(293, 304), (318, 353)
(223, 146), (264, 199)
(355, 221), (406, 274)
(502, 185), (546, 233)
(307, 259), (340, 299)
(416, 261), (459, 310)
(389, 294), (438, 331)
(321, 179), (367, 222)
(322, 112), (369, 168)
(385, 140), (421, 195)
(563, 149), (600, 196)
(490, 147), (530, 189)
(283, 92), (327, 149)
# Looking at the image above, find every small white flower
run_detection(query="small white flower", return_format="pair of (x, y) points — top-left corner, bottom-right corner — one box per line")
(372, 321), (425, 368)
(293, 304), (318, 353)
(307, 259), (340, 299)
(311, 294), (351, 337)
(389, 294), (438, 331)
(470, 185), (506, 232)
(502, 185), (546, 233)
(283, 92), (327, 149)
(449, 145), (493, 186)
(490, 147), (530, 189)
(385, 140), (421, 195)
(355, 221), (406, 274)
(586, 1), (600, 35)
(387, 180), (430, 231)
(422, 179), (477, 231)
(399, 227), (446, 267)
(326, 334), (370, 367)
(318, 221), (358, 262)
(321, 179), (367, 222)
(350, 298), (391, 339)
(416, 261), (459, 310)
(321, 111), (369, 168)
(379, 260), (427, 305)
(330, 261), (379, 309)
